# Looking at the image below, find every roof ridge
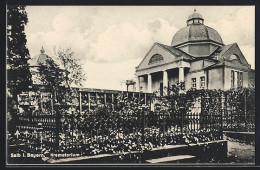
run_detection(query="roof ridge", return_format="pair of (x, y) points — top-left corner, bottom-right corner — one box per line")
(135, 43), (157, 70)
(204, 24), (209, 40)
(205, 25), (224, 44)
(219, 43), (235, 57)
(156, 43), (184, 58)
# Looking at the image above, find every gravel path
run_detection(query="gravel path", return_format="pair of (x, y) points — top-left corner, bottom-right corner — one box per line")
(226, 138), (255, 163)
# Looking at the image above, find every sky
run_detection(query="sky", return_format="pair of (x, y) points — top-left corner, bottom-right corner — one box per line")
(24, 6), (255, 91)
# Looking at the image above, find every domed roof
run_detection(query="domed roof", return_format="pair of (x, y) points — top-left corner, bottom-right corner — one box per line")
(29, 47), (54, 66)
(188, 11), (203, 21)
(171, 25), (224, 46)
(171, 11), (223, 46)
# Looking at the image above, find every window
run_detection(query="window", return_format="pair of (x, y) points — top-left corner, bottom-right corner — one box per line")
(148, 54), (164, 65)
(238, 72), (243, 87)
(231, 70), (243, 88)
(240, 72), (243, 87)
(230, 54), (238, 60)
(200, 76), (205, 89)
(191, 78), (196, 89)
(194, 19), (199, 24)
(236, 72), (240, 87)
(231, 70), (234, 88)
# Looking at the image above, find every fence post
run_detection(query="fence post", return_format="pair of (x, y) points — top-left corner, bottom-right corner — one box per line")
(51, 93), (54, 113)
(142, 109), (145, 145)
(88, 92), (91, 113)
(79, 92), (82, 113)
(55, 104), (60, 153)
(180, 106), (184, 134)
(163, 110), (165, 146)
(38, 124), (43, 150)
(104, 93), (107, 105)
(221, 93), (225, 140)
(145, 93), (147, 105)
(40, 92), (43, 112)
(244, 90), (247, 132)
(112, 93), (114, 103)
(72, 110), (74, 155)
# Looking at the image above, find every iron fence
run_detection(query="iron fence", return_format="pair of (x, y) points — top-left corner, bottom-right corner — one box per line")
(222, 88), (255, 132)
(7, 87), (254, 161)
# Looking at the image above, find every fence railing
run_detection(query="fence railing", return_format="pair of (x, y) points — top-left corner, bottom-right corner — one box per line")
(222, 88), (255, 132)
(8, 87), (254, 161)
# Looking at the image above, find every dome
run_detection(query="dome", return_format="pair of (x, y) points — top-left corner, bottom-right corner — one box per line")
(171, 10), (223, 47)
(29, 47), (55, 66)
(171, 24), (224, 46)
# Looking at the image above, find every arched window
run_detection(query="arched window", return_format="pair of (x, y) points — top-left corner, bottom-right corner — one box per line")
(149, 54), (164, 65)
(230, 54), (238, 60)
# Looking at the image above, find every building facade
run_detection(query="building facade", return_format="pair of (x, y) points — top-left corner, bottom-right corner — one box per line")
(134, 11), (254, 94)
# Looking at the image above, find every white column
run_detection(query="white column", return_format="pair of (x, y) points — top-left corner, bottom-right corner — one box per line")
(79, 92), (82, 113)
(147, 74), (152, 93)
(179, 67), (184, 83)
(163, 70), (168, 95)
(135, 76), (140, 92)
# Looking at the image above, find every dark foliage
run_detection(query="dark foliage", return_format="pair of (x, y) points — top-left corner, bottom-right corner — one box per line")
(7, 5), (32, 133)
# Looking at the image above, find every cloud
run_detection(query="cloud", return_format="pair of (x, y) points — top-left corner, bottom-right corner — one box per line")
(207, 6), (254, 46)
(25, 6), (255, 90)
(83, 59), (141, 90)
(82, 18), (178, 89)
(27, 14), (92, 61)
(26, 12), (178, 90)
(239, 44), (255, 69)
(206, 7), (255, 69)
(88, 18), (178, 63)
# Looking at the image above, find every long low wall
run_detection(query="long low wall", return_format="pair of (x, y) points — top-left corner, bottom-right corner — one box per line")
(44, 140), (228, 164)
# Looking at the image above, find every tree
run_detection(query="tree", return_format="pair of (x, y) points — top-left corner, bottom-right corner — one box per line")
(37, 57), (65, 91)
(7, 5), (32, 132)
(37, 47), (86, 105)
(54, 47), (86, 88)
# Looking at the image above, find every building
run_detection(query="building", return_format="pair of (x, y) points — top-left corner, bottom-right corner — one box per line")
(134, 10), (254, 94)
(28, 47), (66, 88)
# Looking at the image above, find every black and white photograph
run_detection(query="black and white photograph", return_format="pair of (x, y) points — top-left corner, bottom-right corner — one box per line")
(6, 4), (255, 166)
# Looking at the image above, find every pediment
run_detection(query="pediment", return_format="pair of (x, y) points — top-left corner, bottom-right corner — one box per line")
(222, 43), (250, 67)
(136, 43), (186, 71)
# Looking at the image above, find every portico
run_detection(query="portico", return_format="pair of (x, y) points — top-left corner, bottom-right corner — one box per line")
(135, 59), (190, 94)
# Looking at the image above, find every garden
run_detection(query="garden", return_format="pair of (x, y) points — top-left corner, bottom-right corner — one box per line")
(7, 85), (255, 164)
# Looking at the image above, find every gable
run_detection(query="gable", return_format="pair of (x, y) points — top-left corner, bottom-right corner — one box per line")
(136, 43), (188, 71)
(220, 43), (250, 67)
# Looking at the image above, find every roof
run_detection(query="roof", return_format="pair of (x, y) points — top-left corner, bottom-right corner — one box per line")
(202, 44), (235, 70)
(204, 43), (251, 70)
(214, 43), (235, 57)
(135, 42), (194, 71)
(171, 24), (224, 46)
(156, 43), (193, 60)
(29, 47), (65, 70)
(29, 47), (55, 66)
(203, 61), (224, 70)
(188, 12), (203, 21)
